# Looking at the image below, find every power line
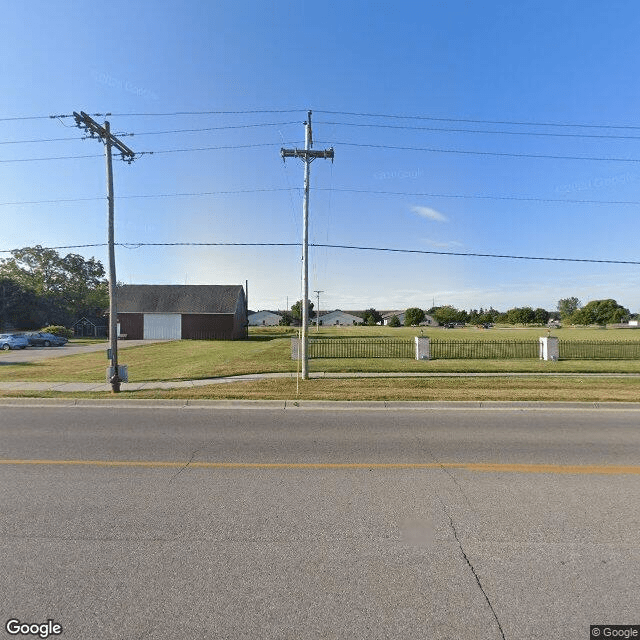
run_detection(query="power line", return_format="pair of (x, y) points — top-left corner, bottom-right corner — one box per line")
(119, 122), (302, 137)
(0, 135), (86, 145)
(145, 141), (298, 155)
(2, 109), (639, 131)
(315, 110), (640, 131)
(327, 141), (640, 163)
(1, 241), (637, 264)
(7, 140), (640, 164)
(3, 187), (640, 208)
(0, 142), (298, 163)
(318, 120), (640, 141)
(316, 187), (640, 206)
(88, 109), (306, 118)
(0, 122), (300, 145)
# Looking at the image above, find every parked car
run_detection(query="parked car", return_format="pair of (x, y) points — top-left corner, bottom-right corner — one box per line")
(0, 333), (30, 350)
(26, 332), (68, 347)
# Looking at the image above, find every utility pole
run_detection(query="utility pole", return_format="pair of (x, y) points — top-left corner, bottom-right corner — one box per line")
(73, 111), (135, 393)
(314, 290), (324, 333)
(281, 111), (334, 379)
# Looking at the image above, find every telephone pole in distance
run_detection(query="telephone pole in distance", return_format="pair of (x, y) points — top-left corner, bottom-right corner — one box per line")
(314, 290), (324, 333)
(73, 111), (135, 393)
(281, 111), (334, 379)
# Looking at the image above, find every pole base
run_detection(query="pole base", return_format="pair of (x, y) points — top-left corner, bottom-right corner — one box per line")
(109, 374), (122, 393)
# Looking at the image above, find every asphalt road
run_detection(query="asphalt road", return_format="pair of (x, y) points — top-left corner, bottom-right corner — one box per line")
(0, 339), (161, 363)
(1, 404), (639, 639)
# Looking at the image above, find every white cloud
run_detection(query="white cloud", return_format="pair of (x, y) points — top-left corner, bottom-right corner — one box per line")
(422, 238), (464, 249)
(410, 205), (448, 222)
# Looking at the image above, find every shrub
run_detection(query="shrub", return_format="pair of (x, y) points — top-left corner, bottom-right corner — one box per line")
(41, 325), (73, 339)
(388, 315), (401, 327)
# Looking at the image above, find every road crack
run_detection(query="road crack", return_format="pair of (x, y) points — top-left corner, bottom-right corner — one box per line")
(168, 449), (200, 483)
(439, 497), (506, 640)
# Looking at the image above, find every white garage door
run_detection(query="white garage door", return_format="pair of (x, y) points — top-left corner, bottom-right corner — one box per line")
(143, 313), (182, 340)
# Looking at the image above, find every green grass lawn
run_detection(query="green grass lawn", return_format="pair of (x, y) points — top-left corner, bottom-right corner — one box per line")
(1, 325), (639, 385)
(2, 376), (640, 403)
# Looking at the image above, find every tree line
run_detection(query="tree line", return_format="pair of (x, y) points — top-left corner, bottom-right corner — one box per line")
(0, 246), (108, 330)
(279, 297), (633, 327)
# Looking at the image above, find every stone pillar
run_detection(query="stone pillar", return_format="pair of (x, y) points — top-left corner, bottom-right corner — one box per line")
(539, 336), (559, 361)
(415, 336), (430, 360)
(291, 337), (300, 361)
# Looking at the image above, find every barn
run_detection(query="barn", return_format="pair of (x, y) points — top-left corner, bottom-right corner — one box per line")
(116, 284), (248, 340)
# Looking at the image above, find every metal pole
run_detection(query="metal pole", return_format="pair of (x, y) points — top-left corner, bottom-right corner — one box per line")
(280, 111), (333, 379)
(314, 290), (323, 333)
(301, 112), (311, 379)
(104, 121), (120, 393)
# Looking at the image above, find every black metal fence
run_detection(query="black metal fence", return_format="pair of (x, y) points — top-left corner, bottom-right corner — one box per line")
(304, 337), (640, 360)
(308, 337), (414, 358)
(560, 340), (640, 360)
(430, 339), (539, 359)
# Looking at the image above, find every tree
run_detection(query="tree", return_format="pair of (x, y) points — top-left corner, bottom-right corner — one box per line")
(404, 307), (425, 326)
(533, 308), (550, 324)
(0, 246), (108, 326)
(278, 311), (294, 326)
(362, 308), (382, 325)
(430, 305), (464, 325)
(570, 299), (629, 325)
(0, 277), (51, 330)
(557, 297), (581, 321)
(505, 306), (536, 324)
(387, 315), (401, 327)
(291, 299), (315, 323)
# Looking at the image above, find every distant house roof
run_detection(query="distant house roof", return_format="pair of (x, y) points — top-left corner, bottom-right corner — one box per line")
(319, 310), (363, 325)
(72, 315), (106, 327)
(116, 285), (245, 314)
(248, 310), (282, 325)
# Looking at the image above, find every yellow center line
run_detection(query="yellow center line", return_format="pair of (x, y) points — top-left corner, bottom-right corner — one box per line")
(0, 459), (639, 475)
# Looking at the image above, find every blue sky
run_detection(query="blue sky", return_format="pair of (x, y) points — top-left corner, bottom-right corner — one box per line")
(2, 1), (640, 313)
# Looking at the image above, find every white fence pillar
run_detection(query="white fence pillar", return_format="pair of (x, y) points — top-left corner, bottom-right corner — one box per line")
(539, 336), (559, 361)
(291, 337), (300, 360)
(415, 336), (430, 360)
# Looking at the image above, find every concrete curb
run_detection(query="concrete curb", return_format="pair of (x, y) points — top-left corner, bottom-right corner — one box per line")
(1, 398), (640, 411)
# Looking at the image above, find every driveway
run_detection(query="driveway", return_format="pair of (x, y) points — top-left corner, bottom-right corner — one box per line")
(0, 339), (165, 364)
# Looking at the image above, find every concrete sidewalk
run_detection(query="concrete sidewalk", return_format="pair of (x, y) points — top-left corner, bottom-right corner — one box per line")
(1, 370), (640, 393)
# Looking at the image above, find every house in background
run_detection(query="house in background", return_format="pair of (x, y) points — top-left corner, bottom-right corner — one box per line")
(381, 311), (439, 326)
(382, 311), (406, 325)
(116, 284), (247, 340)
(317, 310), (363, 326)
(248, 310), (282, 326)
(72, 315), (107, 337)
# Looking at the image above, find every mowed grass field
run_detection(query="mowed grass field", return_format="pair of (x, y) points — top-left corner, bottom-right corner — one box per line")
(1, 325), (639, 401)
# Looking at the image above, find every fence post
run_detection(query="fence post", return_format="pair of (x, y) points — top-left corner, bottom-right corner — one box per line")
(415, 336), (430, 360)
(291, 337), (300, 360)
(539, 336), (559, 361)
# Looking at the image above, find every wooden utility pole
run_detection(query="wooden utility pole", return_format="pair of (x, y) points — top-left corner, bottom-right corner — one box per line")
(73, 111), (135, 393)
(281, 112), (334, 379)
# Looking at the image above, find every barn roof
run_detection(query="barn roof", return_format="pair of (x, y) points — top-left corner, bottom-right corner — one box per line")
(116, 285), (245, 314)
